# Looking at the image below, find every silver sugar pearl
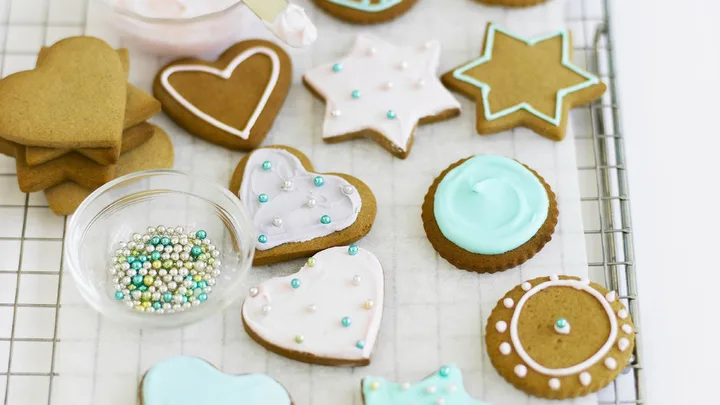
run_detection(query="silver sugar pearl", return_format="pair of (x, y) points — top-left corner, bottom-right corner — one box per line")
(139, 268), (148, 276)
(147, 227), (156, 235)
(205, 286), (212, 293)
(164, 246), (173, 253)
(192, 300), (201, 306)
(115, 249), (124, 256)
(170, 253), (179, 261)
(186, 262), (194, 270)
(173, 245), (182, 253)
(208, 279), (216, 286)
(131, 290), (142, 300)
(207, 244), (216, 251)
(162, 275), (173, 283)
(142, 235), (151, 243)
(126, 301), (134, 308)
(173, 303), (182, 309)
(171, 237), (179, 245)
(306, 198), (316, 208)
(156, 309), (164, 314)
(142, 261), (152, 269)
(213, 260), (222, 268)
(126, 269), (137, 277)
(162, 303), (172, 309)
(153, 280), (163, 288)
(196, 262), (207, 271)
(117, 242), (127, 249)
(178, 286), (187, 295)
(249, 287), (259, 297)
(112, 284), (121, 291)
(136, 243), (145, 251)
(159, 285), (168, 293)
(117, 271), (126, 278)
(176, 260), (184, 268)
(212, 270), (221, 277)
(121, 262), (130, 271)
(179, 237), (189, 246)
(148, 286), (156, 293)
(146, 245), (155, 253)
(281, 180), (293, 191)
(157, 226), (166, 233)
(175, 226), (184, 234)
(183, 245), (192, 253)
(169, 268), (179, 276)
(182, 302), (192, 309)
(127, 241), (137, 249)
(112, 277), (119, 284)
(122, 249), (131, 256)
(190, 270), (197, 275)
(173, 275), (184, 283)
(167, 227), (175, 235)
(167, 281), (178, 291)
(161, 253), (170, 260)
(184, 279), (194, 288)
(159, 269), (168, 276)
(202, 239), (211, 246)
(180, 252), (190, 261)
(109, 267), (117, 275)
(179, 268), (189, 276)
(212, 250), (220, 258)
(149, 270), (157, 276)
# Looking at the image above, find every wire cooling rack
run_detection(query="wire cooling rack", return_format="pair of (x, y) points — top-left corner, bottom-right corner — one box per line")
(0, 0), (642, 404)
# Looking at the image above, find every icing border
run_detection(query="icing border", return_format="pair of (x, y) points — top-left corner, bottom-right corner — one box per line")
(327, 0), (403, 12)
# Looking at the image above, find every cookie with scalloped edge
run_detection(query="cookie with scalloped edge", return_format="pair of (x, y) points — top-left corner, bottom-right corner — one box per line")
(312, 0), (418, 24)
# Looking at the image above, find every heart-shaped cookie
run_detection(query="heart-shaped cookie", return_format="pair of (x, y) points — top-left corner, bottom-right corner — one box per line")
(141, 356), (292, 405)
(229, 145), (377, 266)
(154, 40), (292, 150)
(0, 36), (126, 148)
(243, 246), (384, 366)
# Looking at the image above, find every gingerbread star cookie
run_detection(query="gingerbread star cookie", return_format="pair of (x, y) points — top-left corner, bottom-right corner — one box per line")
(304, 35), (461, 159)
(312, 0), (419, 24)
(442, 23), (606, 141)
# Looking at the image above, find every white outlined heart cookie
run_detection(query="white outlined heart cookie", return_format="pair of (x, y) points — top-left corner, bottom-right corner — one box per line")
(153, 40), (292, 150)
(242, 246), (384, 366)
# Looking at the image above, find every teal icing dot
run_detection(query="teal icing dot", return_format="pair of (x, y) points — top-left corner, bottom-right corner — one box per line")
(138, 254), (148, 262)
(320, 215), (332, 224)
(114, 291), (124, 300)
(152, 301), (162, 310)
(387, 110), (397, 119)
(131, 261), (143, 271)
(348, 245), (359, 256)
(198, 293), (208, 302)
(196, 230), (207, 240)
(191, 245), (203, 257)
(163, 293), (173, 303)
(356, 340), (365, 349)
(160, 237), (171, 246)
(291, 279), (301, 289)
(352, 90), (361, 99)
(439, 366), (452, 377)
(198, 280), (208, 289)
(258, 235), (268, 244)
(126, 255), (136, 264)
(332, 63), (343, 73)
(314, 176), (325, 187)
(132, 275), (144, 285)
(258, 194), (269, 203)
(262, 160), (272, 171)
(151, 251), (162, 261)
(151, 236), (161, 245)
(341, 316), (352, 327)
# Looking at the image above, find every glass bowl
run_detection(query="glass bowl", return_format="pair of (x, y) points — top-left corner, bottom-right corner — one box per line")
(65, 170), (256, 329)
(100, 0), (250, 55)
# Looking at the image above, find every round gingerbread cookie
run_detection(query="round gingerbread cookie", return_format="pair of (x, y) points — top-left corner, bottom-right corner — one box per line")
(475, 0), (548, 7)
(421, 154), (558, 273)
(312, 0), (419, 24)
(486, 275), (636, 399)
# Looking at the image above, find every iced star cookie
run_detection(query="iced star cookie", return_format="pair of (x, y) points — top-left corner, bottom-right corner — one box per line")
(312, 0), (418, 24)
(362, 365), (490, 405)
(154, 40), (292, 150)
(141, 356), (292, 405)
(303, 35), (461, 159)
(229, 146), (377, 266)
(422, 155), (558, 273)
(486, 275), (635, 399)
(243, 246), (384, 366)
(442, 23), (606, 141)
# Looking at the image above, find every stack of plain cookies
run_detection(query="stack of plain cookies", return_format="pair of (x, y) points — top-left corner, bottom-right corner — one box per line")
(0, 36), (175, 215)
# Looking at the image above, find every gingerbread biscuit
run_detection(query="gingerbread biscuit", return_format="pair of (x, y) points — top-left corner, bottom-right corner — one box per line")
(154, 40), (291, 150)
(25, 48), (161, 166)
(229, 146), (377, 266)
(486, 275), (635, 399)
(362, 365), (489, 405)
(0, 36), (126, 148)
(442, 23), (606, 141)
(475, 0), (548, 7)
(140, 356), (292, 405)
(44, 124), (174, 216)
(312, 0), (418, 24)
(422, 154), (558, 273)
(303, 35), (461, 159)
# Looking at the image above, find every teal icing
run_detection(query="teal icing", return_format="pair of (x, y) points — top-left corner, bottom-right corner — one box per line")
(433, 155), (549, 255)
(142, 356), (291, 405)
(328, 0), (403, 12)
(362, 366), (490, 405)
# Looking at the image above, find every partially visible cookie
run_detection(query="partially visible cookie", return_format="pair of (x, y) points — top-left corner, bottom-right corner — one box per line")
(312, 0), (418, 24)
(422, 154), (558, 273)
(229, 145), (377, 266)
(486, 275), (635, 399)
(475, 0), (548, 7)
(141, 356), (292, 405)
(154, 40), (292, 150)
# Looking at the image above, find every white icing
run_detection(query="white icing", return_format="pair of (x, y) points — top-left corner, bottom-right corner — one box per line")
(242, 247), (383, 361)
(436, 398), (445, 405)
(521, 282), (531, 291)
(446, 385), (457, 393)
(503, 298), (514, 308)
(495, 321), (507, 333)
(160, 47), (280, 140)
(499, 342), (511, 355)
(401, 382), (411, 390)
(548, 378), (560, 390)
(579, 372), (592, 387)
(514, 365), (527, 378)
(549, 274), (559, 281)
(605, 291), (617, 302)
(604, 357), (617, 370)
(554, 321), (571, 335)
(426, 386), (436, 394)
(303, 35), (461, 153)
(622, 324), (633, 334)
(264, 4), (317, 48)
(110, 0), (237, 19)
(509, 278), (618, 377)
(239, 149), (362, 250)
(618, 338), (630, 352)
(618, 309), (628, 319)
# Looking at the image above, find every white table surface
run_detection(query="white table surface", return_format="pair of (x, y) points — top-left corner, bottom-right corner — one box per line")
(612, 0), (720, 403)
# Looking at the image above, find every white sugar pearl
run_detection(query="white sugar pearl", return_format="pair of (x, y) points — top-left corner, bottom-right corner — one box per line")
(399, 61), (408, 70)
(307, 198), (316, 208)
(426, 386), (436, 394)
(353, 275), (362, 285)
(401, 383), (411, 390)
(385, 81), (393, 90)
(331, 110), (341, 118)
(308, 304), (317, 312)
(367, 47), (377, 56)
(272, 217), (283, 227)
(262, 305), (272, 315)
(342, 185), (354, 195)
(282, 181), (293, 191)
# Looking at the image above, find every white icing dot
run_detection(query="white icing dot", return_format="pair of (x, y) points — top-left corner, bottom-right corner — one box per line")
(548, 378), (561, 391)
(426, 385), (436, 394)
(262, 304), (272, 315)
(422, 41), (432, 50)
(622, 324), (633, 334)
(618, 309), (628, 319)
(581, 278), (591, 285)
(579, 372), (592, 387)
(604, 357), (617, 370)
(367, 47), (377, 56)
(308, 304), (317, 313)
(342, 185), (355, 195)
(549, 274), (559, 281)
(416, 79), (426, 88)
(384, 81), (394, 90)
(272, 217), (283, 228)
(514, 364), (527, 378)
(436, 398), (445, 405)
(446, 385), (457, 393)
(499, 342), (512, 355)
(495, 321), (507, 333)
(353, 275), (362, 285)
(401, 382), (411, 390)
(618, 337), (630, 352)
(281, 180), (293, 191)
(306, 198), (316, 208)
(521, 282), (532, 291)
(399, 61), (408, 70)
(503, 298), (514, 308)
(331, 109), (341, 118)
(605, 291), (617, 302)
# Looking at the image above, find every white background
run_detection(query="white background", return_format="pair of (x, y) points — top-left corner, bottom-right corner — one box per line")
(613, 0), (720, 403)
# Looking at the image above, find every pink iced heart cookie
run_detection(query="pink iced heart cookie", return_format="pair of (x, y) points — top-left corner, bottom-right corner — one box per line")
(242, 246), (384, 366)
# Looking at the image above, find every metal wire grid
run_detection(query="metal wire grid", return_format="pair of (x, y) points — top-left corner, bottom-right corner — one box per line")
(0, 0), (643, 404)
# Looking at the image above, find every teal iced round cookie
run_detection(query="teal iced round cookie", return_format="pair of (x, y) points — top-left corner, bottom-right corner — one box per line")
(421, 155), (558, 273)
(312, 0), (419, 24)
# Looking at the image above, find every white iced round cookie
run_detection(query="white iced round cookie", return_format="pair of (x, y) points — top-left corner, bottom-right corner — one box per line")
(264, 4), (317, 48)
(111, 0), (239, 19)
(239, 148), (362, 251)
(242, 246), (384, 366)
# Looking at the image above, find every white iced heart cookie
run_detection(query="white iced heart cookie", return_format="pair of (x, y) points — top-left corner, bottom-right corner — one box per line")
(141, 356), (292, 405)
(242, 246), (384, 366)
(229, 146), (377, 266)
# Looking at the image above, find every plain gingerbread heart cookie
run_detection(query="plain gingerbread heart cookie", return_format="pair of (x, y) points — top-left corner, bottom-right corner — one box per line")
(154, 40), (292, 150)
(312, 0), (418, 24)
(243, 246), (384, 366)
(229, 145), (377, 266)
(141, 356), (293, 405)
(486, 275), (636, 399)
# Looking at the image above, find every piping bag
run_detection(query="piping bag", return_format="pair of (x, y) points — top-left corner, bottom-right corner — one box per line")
(243, 0), (317, 48)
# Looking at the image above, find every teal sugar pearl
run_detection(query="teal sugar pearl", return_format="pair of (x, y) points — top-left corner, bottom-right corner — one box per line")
(191, 245), (203, 257)
(356, 340), (365, 349)
(132, 275), (144, 285)
(152, 302), (162, 310)
(332, 63), (343, 72)
(351, 90), (361, 99)
(348, 245), (359, 256)
(163, 292), (173, 303)
(556, 318), (568, 328)
(131, 261), (143, 271)
(126, 255), (136, 264)
(439, 366), (452, 378)
(198, 293), (208, 302)
(114, 291), (124, 300)
(258, 235), (268, 244)
(150, 251), (162, 261)
(341, 316), (352, 327)
(138, 254), (148, 262)
(262, 160), (272, 171)
(258, 194), (269, 203)
(198, 280), (208, 289)
(151, 236), (161, 245)
(138, 285), (148, 292)
(196, 230), (207, 240)
(182, 295), (188, 303)
(386, 110), (397, 119)
(160, 237), (171, 246)
(320, 215), (332, 225)
(313, 176), (324, 187)
(291, 279), (301, 289)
